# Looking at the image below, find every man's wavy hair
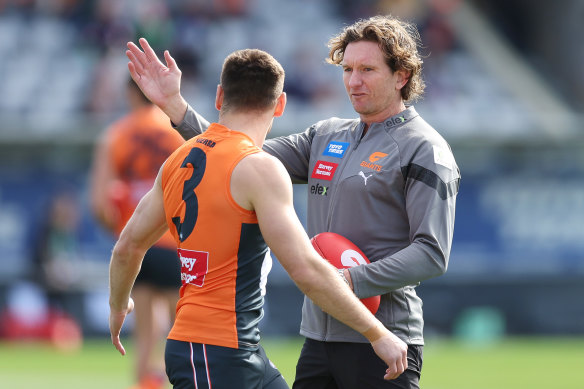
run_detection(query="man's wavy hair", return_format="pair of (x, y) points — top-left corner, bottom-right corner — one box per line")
(327, 15), (425, 102)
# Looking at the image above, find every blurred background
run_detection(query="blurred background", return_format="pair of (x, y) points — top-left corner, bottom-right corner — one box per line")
(0, 0), (583, 358)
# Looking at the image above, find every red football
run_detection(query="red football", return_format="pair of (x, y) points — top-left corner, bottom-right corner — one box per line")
(311, 232), (380, 314)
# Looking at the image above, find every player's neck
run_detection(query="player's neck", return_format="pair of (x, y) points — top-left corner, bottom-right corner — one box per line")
(218, 112), (272, 148)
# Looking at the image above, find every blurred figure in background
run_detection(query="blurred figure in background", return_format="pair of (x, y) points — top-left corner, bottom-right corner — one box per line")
(4, 186), (85, 351)
(32, 187), (83, 309)
(90, 79), (184, 389)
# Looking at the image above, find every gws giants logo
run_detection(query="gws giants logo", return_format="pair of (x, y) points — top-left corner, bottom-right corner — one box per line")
(177, 248), (209, 287)
(360, 151), (388, 172)
(341, 249), (368, 267)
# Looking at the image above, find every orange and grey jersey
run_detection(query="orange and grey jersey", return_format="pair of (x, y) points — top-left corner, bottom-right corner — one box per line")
(161, 123), (270, 350)
(177, 105), (461, 346)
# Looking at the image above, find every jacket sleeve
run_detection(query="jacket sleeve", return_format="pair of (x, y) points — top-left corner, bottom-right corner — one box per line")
(351, 149), (461, 297)
(173, 104), (211, 140)
(261, 125), (317, 184)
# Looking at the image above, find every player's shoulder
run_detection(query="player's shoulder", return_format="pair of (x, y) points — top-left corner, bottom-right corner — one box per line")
(236, 150), (288, 180)
(232, 150), (291, 209)
(103, 117), (128, 140)
(161, 139), (194, 172)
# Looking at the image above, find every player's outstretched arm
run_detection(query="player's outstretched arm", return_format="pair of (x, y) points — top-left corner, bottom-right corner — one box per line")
(232, 153), (408, 380)
(126, 38), (188, 124)
(108, 168), (169, 356)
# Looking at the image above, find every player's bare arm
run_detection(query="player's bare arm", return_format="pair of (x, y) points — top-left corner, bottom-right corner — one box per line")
(108, 167), (169, 356)
(231, 152), (408, 379)
(126, 38), (188, 124)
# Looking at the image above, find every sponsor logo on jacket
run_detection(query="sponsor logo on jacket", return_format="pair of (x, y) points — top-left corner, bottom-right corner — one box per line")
(322, 141), (349, 158)
(358, 171), (373, 185)
(311, 160), (338, 181)
(310, 183), (328, 196)
(386, 116), (405, 126)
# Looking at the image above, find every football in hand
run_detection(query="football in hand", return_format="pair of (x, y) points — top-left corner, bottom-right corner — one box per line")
(311, 232), (380, 314)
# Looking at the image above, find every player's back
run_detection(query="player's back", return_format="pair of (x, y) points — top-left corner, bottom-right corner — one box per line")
(161, 123), (270, 350)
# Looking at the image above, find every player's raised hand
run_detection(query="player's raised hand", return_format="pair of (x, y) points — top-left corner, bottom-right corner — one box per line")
(109, 297), (135, 356)
(126, 38), (187, 123)
(371, 331), (408, 380)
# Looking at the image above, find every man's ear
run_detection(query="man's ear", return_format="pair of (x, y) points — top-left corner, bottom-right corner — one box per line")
(273, 92), (287, 117)
(215, 84), (224, 111)
(395, 70), (411, 90)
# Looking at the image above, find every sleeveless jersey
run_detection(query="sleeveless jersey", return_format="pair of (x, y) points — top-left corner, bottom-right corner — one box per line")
(161, 123), (269, 350)
(107, 104), (184, 248)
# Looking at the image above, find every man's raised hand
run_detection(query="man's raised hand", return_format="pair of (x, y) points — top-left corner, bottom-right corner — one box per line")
(126, 38), (187, 123)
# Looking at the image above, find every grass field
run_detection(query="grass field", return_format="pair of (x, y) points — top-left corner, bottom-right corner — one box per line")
(0, 336), (582, 388)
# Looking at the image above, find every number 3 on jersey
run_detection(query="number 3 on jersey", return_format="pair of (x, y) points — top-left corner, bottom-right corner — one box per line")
(172, 147), (206, 242)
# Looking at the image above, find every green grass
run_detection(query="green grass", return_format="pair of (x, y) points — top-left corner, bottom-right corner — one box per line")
(0, 337), (582, 388)
(420, 337), (584, 389)
(0, 339), (134, 389)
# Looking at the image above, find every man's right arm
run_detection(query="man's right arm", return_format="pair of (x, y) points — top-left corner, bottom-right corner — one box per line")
(126, 38), (314, 178)
(173, 104), (211, 140)
(126, 38), (189, 126)
(232, 152), (408, 380)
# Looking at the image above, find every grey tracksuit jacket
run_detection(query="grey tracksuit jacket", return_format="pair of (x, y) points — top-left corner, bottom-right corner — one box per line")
(176, 105), (460, 346)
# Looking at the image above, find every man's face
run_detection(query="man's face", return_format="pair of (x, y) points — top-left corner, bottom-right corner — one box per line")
(341, 40), (404, 124)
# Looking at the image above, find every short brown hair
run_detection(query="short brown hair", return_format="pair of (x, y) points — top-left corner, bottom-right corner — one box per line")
(127, 77), (150, 104)
(220, 49), (285, 112)
(327, 15), (425, 102)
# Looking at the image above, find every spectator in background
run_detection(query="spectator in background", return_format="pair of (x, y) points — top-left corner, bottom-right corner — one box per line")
(32, 187), (82, 298)
(90, 78), (184, 389)
(28, 186), (84, 350)
(83, 0), (134, 117)
(133, 0), (173, 53)
(82, 0), (133, 54)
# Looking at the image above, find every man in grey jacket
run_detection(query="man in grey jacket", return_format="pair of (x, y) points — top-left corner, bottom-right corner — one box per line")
(126, 14), (460, 389)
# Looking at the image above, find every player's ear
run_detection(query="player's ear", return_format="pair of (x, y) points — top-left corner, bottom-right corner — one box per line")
(273, 92), (286, 117)
(215, 84), (224, 111)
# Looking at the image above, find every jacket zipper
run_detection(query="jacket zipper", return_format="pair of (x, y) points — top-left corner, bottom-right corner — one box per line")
(325, 122), (362, 232)
(323, 123), (362, 340)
